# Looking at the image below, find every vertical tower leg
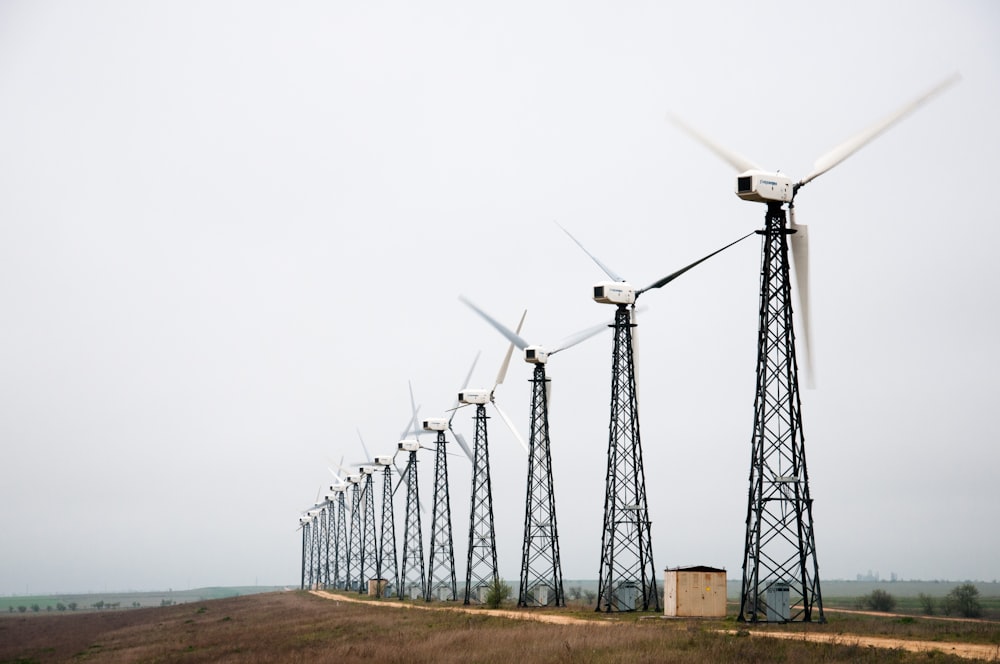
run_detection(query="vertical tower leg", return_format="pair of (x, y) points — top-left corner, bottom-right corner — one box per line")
(427, 431), (459, 601)
(518, 364), (565, 607)
(400, 452), (426, 599)
(597, 305), (659, 612)
(739, 202), (824, 623)
(465, 404), (499, 604)
(300, 521), (309, 590)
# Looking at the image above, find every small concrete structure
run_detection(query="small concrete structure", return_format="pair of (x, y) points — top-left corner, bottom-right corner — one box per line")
(663, 566), (727, 617)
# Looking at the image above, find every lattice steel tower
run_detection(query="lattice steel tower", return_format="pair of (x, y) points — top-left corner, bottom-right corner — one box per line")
(426, 428), (458, 601)
(345, 479), (363, 591)
(377, 464), (399, 598)
(317, 503), (331, 588)
(399, 442), (426, 599)
(596, 305), (658, 612)
(299, 516), (312, 590)
(464, 405), (499, 604)
(739, 202), (823, 623)
(331, 489), (348, 589)
(518, 364), (564, 607)
(358, 469), (378, 594)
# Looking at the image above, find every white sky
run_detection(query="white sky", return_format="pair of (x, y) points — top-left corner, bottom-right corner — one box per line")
(1, 1), (997, 595)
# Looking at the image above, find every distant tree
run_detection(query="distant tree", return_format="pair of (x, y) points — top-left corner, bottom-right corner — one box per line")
(861, 589), (896, 612)
(132, 601), (141, 608)
(583, 590), (597, 605)
(917, 593), (935, 615)
(46, 605), (53, 612)
(17, 606), (27, 613)
(7, 606), (13, 613)
(566, 586), (582, 601)
(485, 578), (512, 609)
(56, 603), (67, 611)
(67, 602), (78, 611)
(30, 604), (40, 613)
(942, 583), (982, 618)
(92, 600), (105, 610)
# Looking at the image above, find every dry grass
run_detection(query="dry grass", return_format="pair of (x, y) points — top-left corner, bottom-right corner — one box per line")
(0, 590), (989, 663)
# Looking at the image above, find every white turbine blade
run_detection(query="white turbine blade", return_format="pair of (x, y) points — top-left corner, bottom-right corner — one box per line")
(789, 208), (815, 389)
(799, 73), (960, 187)
(459, 295), (530, 350)
(556, 222), (625, 282)
(356, 428), (373, 462)
(451, 352), (481, 421)
(493, 310), (527, 392)
(452, 430), (475, 463)
(666, 113), (761, 173)
(404, 381), (422, 440)
(549, 320), (611, 355)
(493, 402), (528, 454)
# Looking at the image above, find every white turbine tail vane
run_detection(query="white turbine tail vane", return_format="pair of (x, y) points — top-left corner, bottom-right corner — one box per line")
(798, 73), (961, 189)
(789, 205), (814, 389)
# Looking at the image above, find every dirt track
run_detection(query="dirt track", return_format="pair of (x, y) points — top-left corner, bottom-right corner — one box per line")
(313, 591), (999, 661)
(311, 590), (609, 626)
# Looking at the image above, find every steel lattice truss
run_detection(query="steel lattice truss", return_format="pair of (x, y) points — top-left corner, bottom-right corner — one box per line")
(346, 483), (363, 592)
(378, 466), (399, 598)
(400, 451), (426, 599)
(318, 504), (331, 588)
(300, 519), (312, 590)
(464, 405), (499, 604)
(427, 431), (459, 602)
(332, 492), (347, 589)
(359, 473), (378, 594)
(596, 305), (659, 612)
(739, 203), (824, 623)
(518, 364), (564, 607)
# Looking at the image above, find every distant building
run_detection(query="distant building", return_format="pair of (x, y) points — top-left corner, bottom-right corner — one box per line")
(663, 566), (726, 617)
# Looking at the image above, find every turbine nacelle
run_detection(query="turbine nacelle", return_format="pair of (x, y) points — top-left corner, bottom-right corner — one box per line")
(398, 439), (421, 452)
(346, 473), (362, 484)
(329, 484), (347, 493)
(422, 417), (448, 432)
(458, 388), (491, 405)
(373, 454), (394, 466)
(593, 281), (636, 305)
(736, 170), (794, 204)
(524, 345), (549, 364)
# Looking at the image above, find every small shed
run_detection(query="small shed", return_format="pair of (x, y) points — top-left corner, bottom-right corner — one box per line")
(664, 566), (727, 617)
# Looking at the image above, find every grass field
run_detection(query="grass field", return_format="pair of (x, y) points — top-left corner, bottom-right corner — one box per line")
(2, 590), (998, 663)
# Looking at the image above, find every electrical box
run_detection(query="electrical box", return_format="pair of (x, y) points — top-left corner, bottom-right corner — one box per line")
(765, 581), (790, 622)
(664, 566), (727, 617)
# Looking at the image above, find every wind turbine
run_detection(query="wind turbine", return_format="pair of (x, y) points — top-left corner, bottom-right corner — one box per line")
(460, 296), (611, 607)
(561, 224), (754, 612)
(327, 470), (349, 590)
(356, 430), (399, 598)
(669, 74), (959, 624)
(417, 364), (478, 603)
(341, 467), (364, 592)
(458, 311), (527, 604)
(396, 436), (432, 600)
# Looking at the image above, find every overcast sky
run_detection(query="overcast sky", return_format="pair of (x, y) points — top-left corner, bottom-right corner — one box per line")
(1, 1), (997, 596)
